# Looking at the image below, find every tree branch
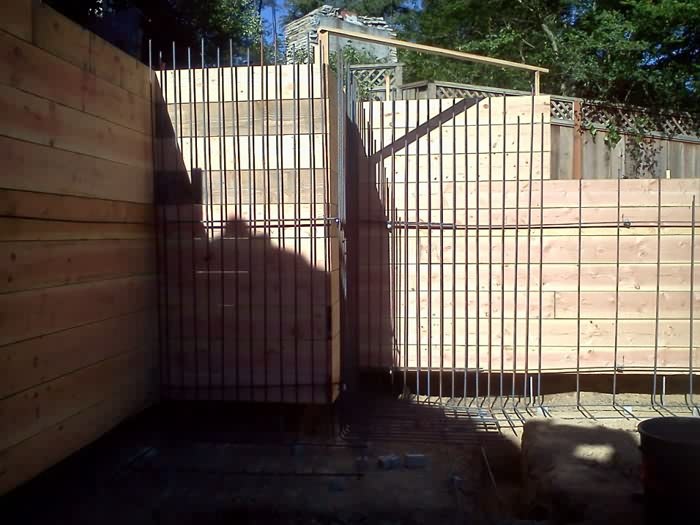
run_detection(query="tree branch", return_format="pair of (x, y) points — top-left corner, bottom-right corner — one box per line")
(541, 22), (558, 53)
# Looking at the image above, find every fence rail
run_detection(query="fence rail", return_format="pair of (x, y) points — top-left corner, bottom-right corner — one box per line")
(350, 67), (700, 143)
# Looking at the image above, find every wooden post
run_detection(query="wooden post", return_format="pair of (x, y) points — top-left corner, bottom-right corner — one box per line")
(534, 71), (541, 95)
(572, 100), (583, 180)
(318, 31), (330, 66)
(384, 73), (391, 100)
(394, 63), (403, 100)
(315, 26), (548, 74)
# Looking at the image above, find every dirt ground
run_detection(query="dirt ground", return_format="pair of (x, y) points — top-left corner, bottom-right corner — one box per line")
(3, 393), (690, 524)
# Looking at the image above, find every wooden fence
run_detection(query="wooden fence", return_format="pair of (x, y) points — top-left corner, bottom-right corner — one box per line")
(354, 95), (699, 398)
(0, 2), (157, 495)
(351, 69), (700, 181)
(154, 62), (341, 403)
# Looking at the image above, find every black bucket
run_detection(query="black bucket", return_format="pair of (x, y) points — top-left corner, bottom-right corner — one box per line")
(638, 417), (700, 524)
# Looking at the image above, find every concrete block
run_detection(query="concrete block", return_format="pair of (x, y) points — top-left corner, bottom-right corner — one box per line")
(377, 454), (401, 470)
(354, 455), (370, 472)
(404, 453), (428, 469)
(328, 477), (345, 492)
(449, 474), (464, 491)
(521, 418), (643, 524)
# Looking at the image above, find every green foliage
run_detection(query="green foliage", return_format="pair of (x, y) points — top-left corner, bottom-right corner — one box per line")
(399, 0), (700, 114)
(47, 0), (262, 62)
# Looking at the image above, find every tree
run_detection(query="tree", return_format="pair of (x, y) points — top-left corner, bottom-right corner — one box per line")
(400, 0), (700, 114)
(46, 0), (262, 64)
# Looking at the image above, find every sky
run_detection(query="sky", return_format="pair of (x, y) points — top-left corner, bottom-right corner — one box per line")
(260, 0), (288, 45)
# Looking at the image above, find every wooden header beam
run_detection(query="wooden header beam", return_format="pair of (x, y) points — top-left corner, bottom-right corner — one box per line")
(317, 27), (549, 74)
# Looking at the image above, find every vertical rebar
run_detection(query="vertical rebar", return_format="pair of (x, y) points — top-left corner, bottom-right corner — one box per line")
(389, 97), (401, 389)
(575, 177), (583, 407)
(536, 112), (545, 405)
(203, 39), (214, 399)
(174, 42), (186, 394)
(307, 36), (317, 402)
(511, 117), (521, 402)
(427, 100), (434, 400)
(486, 98), (493, 405)
(293, 59), (300, 402)
(438, 98), (445, 401)
(231, 46), (242, 401)
(523, 96), (535, 403)
(160, 49), (171, 398)
(364, 104), (372, 369)
(475, 102), (481, 403)
(262, 55), (270, 402)
(652, 177), (663, 405)
(276, 52), (285, 402)
(217, 46), (227, 400)
(415, 100), (421, 398)
(318, 42), (331, 404)
(464, 99), (470, 400)
(188, 46), (200, 401)
(612, 172), (622, 405)
(499, 95), (507, 405)
(690, 195), (696, 408)
(378, 101), (385, 369)
(247, 51), (256, 399)
(451, 99), (458, 400)
(149, 41), (164, 398)
(403, 99), (410, 395)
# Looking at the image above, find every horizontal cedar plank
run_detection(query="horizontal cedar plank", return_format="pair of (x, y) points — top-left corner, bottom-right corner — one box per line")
(0, 310), (156, 398)
(164, 310), (328, 340)
(362, 97), (551, 128)
(0, 84), (151, 169)
(0, 0), (32, 41)
(383, 153), (550, 183)
(430, 180), (697, 209)
(407, 206), (693, 227)
(0, 30), (151, 133)
(0, 29), (82, 111)
(554, 291), (699, 319)
(0, 136), (152, 203)
(387, 233), (694, 264)
(0, 348), (151, 451)
(0, 275), (156, 346)
(90, 32), (149, 98)
(376, 345), (693, 371)
(362, 262), (699, 293)
(165, 385), (331, 404)
(32, 3), (90, 71)
(162, 342), (328, 388)
(0, 189), (151, 223)
(173, 135), (326, 171)
(164, 99), (326, 137)
(357, 290), (554, 319)
(83, 70), (151, 134)
(0, 217), (153, 241)
(364, 124), (549, 156)
(32, 4), (149, 97)
(156, 65), (325, 103)
(392, 318), (699, 348)
(0, 374), (154, 495)
(360, 177), (698, 207)
(1, 239), (155, 293)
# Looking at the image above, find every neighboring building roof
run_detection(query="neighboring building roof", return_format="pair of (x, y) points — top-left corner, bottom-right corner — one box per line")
(284, 5), (397, 63)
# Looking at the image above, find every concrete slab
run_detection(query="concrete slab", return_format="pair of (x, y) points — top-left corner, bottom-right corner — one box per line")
(521, 418), (643, 524)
